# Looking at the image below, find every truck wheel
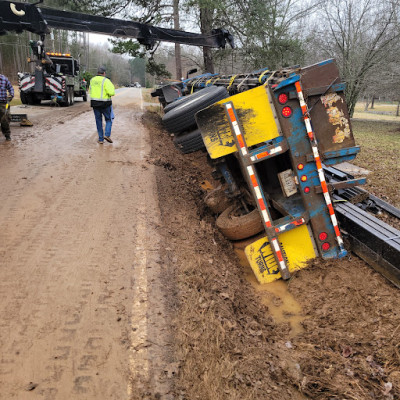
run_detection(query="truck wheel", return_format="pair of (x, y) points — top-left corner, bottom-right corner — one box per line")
(60, 92), (69, 107)
(173, 129), (205, 154)
(83, 92), (87, 102)
(20, 92), (28, 105)
(216, 205), (264, 241)
(204, 188), (232, 215)
(67, 87), (72, 106)
(163, 90), (200, 113)
(25, 94), (34, 105)
(70, 87), (75, 106)
(162, 86), (228, 134)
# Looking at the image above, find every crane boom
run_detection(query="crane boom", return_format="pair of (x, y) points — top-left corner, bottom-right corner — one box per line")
(0, 1), (234, 49)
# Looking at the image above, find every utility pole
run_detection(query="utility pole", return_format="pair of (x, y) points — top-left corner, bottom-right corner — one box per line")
(173, 0), (182, 79)
(200, 7), (214, 73)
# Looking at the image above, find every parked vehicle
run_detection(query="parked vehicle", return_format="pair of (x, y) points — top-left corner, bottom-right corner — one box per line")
(19, 41), (87, 106)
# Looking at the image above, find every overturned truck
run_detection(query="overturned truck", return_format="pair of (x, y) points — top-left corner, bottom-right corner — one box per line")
(159, 60), (384, 284)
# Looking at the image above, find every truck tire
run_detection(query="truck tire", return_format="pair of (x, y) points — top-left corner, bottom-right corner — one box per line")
(28, 94), (40, 105)
(173, 129), (205, 154)
(70, 87), (75, 106)
(20, 92), (28, 105)
(164, 97), (184, 113)
(60, 90), (68, 107)
(163, 90), (200, 113)
(204, 188), (232, 215)
(26, 94), (34, 105)
(216, 205), (264, 241)
(162, 86), (228, 134)
(82, 92), (87, 102)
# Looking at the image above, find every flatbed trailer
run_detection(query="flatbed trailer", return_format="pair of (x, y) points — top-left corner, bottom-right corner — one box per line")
(193, 59), (366, 282)
(158, 60), (400, 285)
(324, 166), (400, 288)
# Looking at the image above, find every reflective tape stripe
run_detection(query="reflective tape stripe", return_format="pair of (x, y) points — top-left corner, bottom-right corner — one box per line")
(225, 102), (288, 274)
(271, 238), (287, 270)
(295, 80), (345, 252)
(250, 146), (283, 162)
(100, 77), (106, 99)
(246, 165), (272, 228)
(275, 218), (305, 233)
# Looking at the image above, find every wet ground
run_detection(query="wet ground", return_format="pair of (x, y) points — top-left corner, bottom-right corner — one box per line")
(144, 110), (400, 400)
(0, 92), (399, 400)
(0, 89), (172, 399)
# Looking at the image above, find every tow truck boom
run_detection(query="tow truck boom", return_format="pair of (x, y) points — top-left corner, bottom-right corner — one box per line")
(0, 1), (234, 49)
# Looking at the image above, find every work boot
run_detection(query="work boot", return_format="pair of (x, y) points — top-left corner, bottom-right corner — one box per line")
(104, 136), (113, 143)
(98, 140), (103, 144)
(5, 136), (11, 141)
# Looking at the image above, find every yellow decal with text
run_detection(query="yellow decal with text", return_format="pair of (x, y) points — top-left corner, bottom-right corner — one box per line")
(245, 224), (317, 284)
(195, 85), (280, 159)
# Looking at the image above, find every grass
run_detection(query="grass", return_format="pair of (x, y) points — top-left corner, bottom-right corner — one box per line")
(353, 101), (400, 121)
(10, 98), (22, 106)
(9, 85), (22, 106)
(351, 119), (400, 207)
(141, 88), (159, 105)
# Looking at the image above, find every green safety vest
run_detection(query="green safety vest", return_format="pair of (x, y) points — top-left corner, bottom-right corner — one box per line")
(89, 75), (115, 103)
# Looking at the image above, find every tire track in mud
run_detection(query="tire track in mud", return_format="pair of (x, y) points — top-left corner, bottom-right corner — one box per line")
(0, 93), (171, 399)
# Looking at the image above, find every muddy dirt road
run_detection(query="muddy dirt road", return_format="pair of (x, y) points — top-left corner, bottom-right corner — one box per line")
(1, 89), (399, 400)
(0, 89), (171, 399)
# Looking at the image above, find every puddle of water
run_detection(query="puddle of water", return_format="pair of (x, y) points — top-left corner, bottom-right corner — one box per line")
(234, 244), (305, 336)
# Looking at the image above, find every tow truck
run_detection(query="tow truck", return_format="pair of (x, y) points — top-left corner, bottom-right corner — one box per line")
(18, 42), (87, 106)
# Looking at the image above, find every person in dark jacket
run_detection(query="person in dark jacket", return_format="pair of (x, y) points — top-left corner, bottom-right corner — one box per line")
(0, 73), (14, 141)
(89, 66), (115, 144)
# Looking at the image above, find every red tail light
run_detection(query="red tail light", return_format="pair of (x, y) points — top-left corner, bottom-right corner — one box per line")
(282, 106), (292, 118)
(319, 232), (328, 241)
(322, 242), (330, 251)
(304, 187), (310, 193)
(278, 93), (288, 104)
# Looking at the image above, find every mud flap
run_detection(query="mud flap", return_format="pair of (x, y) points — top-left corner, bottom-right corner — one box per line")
(245, 224), (317, 283)
(195, 85), (280, 159)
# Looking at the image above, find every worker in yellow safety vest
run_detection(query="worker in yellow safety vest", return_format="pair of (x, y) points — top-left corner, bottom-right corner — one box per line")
(89, 66), (115, 144)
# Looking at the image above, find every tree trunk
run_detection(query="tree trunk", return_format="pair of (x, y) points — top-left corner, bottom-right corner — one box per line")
(364, 97), (370, 111)
(173, 0), (182, 80)
(396, 101), (400, 117)
(200, 8), (214, 73)
(371, 96), (376, 109)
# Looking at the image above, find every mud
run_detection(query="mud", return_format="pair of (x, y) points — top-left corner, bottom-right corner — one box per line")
(145, 110), (400, 400)
(0, 89), (172, 400)
(0, 93), (398, 400)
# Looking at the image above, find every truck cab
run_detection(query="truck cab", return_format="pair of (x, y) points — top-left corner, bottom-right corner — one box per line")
(19, 49), (87, 106)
